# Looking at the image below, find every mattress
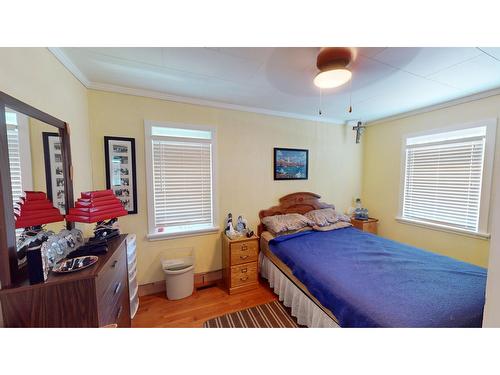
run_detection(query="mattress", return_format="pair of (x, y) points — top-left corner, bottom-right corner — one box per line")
(260, 231), (339, 324)
(264, 228), (487, 327)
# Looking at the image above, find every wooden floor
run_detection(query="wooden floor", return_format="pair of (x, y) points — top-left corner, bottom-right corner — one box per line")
(132, 280), (278, 328)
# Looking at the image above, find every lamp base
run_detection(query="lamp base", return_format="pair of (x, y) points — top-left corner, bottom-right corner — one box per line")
(17, 226), (51, 285)
(67, 218), (120, 258)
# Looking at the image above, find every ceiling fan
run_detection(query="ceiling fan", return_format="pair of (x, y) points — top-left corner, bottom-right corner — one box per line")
(314, 47), (354, 89)
(314, 47), (365, 143)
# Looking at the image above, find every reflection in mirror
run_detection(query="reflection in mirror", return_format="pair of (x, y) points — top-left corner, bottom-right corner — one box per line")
(5, 109), (33, 207)
(5, 108), (68, 269)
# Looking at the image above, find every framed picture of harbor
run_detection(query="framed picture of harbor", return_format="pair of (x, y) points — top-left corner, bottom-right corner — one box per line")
(274, 147), (308, 180)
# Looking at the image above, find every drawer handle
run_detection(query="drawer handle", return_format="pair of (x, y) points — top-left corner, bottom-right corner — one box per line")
(241, 244), (248, 251)
(241, 268), (248, 273)
(111, 260), (118, 268)
(240, 276), (249, 281)
(114, 282), (121, 295)
(116, 305), (123, 321)
(239, 255), (249, 260)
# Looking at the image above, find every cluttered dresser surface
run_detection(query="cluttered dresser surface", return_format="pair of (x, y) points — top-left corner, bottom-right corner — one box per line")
(0, 234), (131, 328)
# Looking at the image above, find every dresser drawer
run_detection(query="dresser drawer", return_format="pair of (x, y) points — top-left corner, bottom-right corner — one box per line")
(97, 263), (129, 327)
(96, 243), (126, 300)
(230, 262), (258, 287)
(103, 283), (130, 328)
(96, 243), (129, 327)
(230, 240), (258, 265)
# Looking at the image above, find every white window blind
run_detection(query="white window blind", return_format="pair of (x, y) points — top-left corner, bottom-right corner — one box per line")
(6, 111), (32, 210)
(151, 134), (214, 234)
(7, 123), (23, 207)
(402, 130), (486, 233)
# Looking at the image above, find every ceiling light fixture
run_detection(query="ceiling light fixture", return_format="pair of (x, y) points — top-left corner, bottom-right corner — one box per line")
(314, 47), (353, 89)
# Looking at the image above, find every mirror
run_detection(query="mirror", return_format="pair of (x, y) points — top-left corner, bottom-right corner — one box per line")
(5, 112), (67, 215)
(0, 92), (74, 287)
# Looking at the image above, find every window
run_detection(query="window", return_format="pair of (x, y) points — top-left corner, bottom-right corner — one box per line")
(145, 121), (217, 239)
(398, 120), (496, 238)
(6, 110), (33, 206)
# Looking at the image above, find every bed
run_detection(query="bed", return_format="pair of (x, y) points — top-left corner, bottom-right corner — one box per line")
(258, 192), (487, 328)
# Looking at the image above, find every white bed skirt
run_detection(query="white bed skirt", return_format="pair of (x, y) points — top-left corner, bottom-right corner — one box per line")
(259, 253), (339, 328)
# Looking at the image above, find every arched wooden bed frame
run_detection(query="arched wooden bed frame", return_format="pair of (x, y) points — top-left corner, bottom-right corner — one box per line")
(257, 192), (334, 236)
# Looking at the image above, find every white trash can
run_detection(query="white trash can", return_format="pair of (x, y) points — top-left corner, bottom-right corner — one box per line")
(161, 256), (195, 300)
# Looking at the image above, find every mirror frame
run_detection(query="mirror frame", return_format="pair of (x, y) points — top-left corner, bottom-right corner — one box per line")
(0, 91), (74, 288)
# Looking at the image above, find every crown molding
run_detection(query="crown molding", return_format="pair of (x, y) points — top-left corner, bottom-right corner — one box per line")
(48, 47), (91, 87)
(367, 87), (500, 126)
(87, 82), (344, 125)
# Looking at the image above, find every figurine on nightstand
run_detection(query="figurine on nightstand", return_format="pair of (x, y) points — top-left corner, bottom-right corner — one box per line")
(236, 215), (254, 238)
(225, 213), (254, 239)
(235, 215), (246, 232)
(225, 213), (238, 239)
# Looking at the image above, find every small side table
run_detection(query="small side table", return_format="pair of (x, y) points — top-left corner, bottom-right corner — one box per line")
(221, 234), (260, 294)
(351, 217), (379, 234)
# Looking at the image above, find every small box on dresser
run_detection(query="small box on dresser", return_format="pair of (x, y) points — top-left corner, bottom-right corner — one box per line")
(222, 234), (259, 294)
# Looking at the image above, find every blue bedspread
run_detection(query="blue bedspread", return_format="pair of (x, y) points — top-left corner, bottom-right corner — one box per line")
(269, 228), (487, 327)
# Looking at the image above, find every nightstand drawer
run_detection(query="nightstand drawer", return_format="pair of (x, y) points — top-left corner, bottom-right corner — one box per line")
(230, 240), (258, 265)
(230, 262), (258, 287)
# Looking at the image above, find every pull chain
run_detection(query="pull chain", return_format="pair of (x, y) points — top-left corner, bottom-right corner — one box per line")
(319, 88), (323, 116)
(348, 78), (353, 113)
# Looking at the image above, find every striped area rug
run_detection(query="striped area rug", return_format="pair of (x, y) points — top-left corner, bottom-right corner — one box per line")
(203, 301), (303, 328)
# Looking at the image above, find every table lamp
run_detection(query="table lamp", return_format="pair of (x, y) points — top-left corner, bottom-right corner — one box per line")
(14, 191), (65, 284)
(65, 189), (128, 256)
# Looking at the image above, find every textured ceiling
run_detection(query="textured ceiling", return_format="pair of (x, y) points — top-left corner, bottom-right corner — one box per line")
(57, 47), (500, 123)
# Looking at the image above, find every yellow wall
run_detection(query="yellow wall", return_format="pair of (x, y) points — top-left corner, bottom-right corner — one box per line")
(362, 94), (500, 267)
(0, 48), (93, 216)
(88, 90), (363, 285)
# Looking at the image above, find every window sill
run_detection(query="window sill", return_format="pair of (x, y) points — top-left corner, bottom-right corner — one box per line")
(146, 226), (220, 241)
(395, 217), (490, 240)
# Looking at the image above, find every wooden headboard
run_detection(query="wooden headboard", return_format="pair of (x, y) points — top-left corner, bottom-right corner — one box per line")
(257, 192), (334, 236)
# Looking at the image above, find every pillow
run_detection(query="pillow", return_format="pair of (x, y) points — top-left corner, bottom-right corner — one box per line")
(304, 208), (338, 227)
(265, 226), (313, 237)
(261, 213), (314, 234)
(312, 221), (352, 231)
(334, 213), (352, 223)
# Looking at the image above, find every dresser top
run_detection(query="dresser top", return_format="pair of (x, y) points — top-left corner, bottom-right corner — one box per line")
(1, 234), (128, 293)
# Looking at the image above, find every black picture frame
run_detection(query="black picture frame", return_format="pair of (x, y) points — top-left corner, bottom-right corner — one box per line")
(42, 132), (67, 214)
(273, 147), (309, 180)
(104, 136), (138, 214)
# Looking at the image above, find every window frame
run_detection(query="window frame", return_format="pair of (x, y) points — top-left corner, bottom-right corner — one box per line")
(397, 118), (497, 239)
(144, 120), (218, 241)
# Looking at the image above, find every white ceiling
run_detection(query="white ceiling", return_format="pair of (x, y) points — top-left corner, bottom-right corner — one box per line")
(54, 47), (500, 124)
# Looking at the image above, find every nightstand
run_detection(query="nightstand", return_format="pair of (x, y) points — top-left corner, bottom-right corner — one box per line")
(351, 217), (379, 234)
(222, 234), (259, 294)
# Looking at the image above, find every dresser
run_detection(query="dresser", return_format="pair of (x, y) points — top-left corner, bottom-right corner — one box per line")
(222, 234), (259, 294)
(351, 217), (379, 234)
(0, 234), (130, 327)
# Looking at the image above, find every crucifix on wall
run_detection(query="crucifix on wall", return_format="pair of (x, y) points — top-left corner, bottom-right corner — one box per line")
(352, 121), (366, 144)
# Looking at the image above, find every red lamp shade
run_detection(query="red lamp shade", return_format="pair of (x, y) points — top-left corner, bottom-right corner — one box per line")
(14, 191), (65, 228)
(66, 189), (128, 223)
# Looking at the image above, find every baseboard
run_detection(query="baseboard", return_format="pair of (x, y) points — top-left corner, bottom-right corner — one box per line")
(138, 270), (223, 297)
